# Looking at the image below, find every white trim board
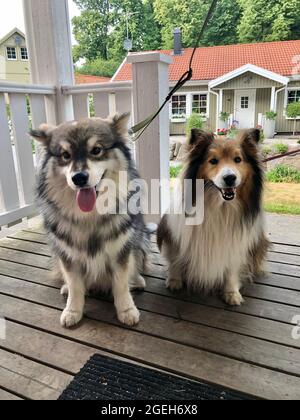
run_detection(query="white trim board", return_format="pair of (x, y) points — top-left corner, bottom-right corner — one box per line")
(209, 64), (289, 89)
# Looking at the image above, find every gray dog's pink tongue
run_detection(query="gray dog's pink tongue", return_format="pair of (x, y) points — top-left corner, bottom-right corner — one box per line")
(76, 188), (97, 213)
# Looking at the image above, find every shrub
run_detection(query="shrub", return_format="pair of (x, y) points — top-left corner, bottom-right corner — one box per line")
(274, 143), (288, 154)
(186, 113), (204, 135)
(265, 111), (277, 120)
(266, 165), (300, 183)
(76, 58), (121, 78)
(219, 111), (230, 122)
(262, 146), (272, 156)
(170, 164), (183, 178)
(286, 102), (300, 135)
(297, 139), (300, 145)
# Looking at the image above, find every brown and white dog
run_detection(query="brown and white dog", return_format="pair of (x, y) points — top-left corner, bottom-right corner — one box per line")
(157, 129), (270, 306)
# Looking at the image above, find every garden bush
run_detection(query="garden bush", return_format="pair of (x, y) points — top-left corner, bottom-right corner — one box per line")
(266, 165), (300, 183)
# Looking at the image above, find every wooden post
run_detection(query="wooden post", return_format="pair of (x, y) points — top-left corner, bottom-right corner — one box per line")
(23, 0), (75, 124)
(128, 52), (172, 223)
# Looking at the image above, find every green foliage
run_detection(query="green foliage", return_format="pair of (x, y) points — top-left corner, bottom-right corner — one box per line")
(265, 111), (277, 120)
(72, 7), (111, 60)
(237, 0), (300, 43)
(186, 113), (204, 135)
(154, 0), (241, 48)
(286, 102), (300, 119)
(220, 111), (230, 122)
(266, 165), (300, 183)
(72, 0), (300, 66)
(274, 143), (289, 154)
(73, 0), (161, 62)
(262, 146), (272, 156)
(170, 164), (183, 178)
(264, 203), (300, 215)
(76, 58), (120, 78)
(297, 139), (300, 144)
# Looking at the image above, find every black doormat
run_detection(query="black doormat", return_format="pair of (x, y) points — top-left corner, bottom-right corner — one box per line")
(59, 354), (250, 400)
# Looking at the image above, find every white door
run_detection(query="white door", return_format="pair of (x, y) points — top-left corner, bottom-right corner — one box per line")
(235, 90), (256, 129)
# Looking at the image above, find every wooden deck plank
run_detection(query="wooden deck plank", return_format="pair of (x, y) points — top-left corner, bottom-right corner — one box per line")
(1, 238), (300, 283)
(1, 294), (299, 400)
(0, 228), (300, 400)
(0, 252), (298, 326)
(0, 275), (300, 376)
(9, 230), (300, 257)
(0, 388), (23, 400)
(144, 276), (299, 325)
(0, 265), (299, 341)
(0, 349), (72, 400)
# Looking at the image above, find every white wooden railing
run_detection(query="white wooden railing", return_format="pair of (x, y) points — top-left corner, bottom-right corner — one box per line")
(62, 81), (133, 120)
(0, 81), (55, 228)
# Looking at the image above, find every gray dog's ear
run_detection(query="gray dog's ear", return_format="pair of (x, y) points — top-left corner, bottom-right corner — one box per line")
(29, 123), (54, 146)
(110, 113), (131, 136)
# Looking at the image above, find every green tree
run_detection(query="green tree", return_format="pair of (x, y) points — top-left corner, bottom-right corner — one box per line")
(73, 0), (161, 62)
(201, 0), (241, 46)
(73, 1), (111, 60)
(238, 0), (300, 43)
(154, 0), (210, 49)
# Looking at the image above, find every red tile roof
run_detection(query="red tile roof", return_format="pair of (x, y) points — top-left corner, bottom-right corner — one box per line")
(113, 40), (300, 82)
(75, 74), (110, 84)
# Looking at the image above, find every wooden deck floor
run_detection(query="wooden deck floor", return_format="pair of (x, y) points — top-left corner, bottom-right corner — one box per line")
(0, 226), (300, 400)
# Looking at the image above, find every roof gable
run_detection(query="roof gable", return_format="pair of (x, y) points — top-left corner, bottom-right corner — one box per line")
(209, 64), (289, 88)
(0, 28), (26, 46)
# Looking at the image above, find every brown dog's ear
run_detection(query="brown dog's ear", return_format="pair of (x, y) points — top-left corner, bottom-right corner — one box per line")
(241, 128), (261, 145)
(110, 113), (130, 137)
(29, 124), (54, 146)
(189, 129), (215, 146)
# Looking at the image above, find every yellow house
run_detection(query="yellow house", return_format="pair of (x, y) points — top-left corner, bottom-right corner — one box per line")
(0, 28), (30, 83)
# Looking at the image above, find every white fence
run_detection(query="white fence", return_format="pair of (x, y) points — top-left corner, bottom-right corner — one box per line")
(62, 81), (133, 120)
(0, 81), (55, 228)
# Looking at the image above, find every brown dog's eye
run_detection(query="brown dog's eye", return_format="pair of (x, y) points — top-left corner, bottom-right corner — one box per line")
(90, 147), (102, 156)
(209, 158), (219, 165)
(235, 157), (242, 163)
(62, 151), (71, 161)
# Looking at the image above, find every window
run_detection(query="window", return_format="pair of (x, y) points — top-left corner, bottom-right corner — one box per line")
(20, 47), (28, 60)
(6, 47), (17, 60)
(287, 90), (300, 104)
(192, 94), (208, 115)
(241, 96), (249, 109)
(171, 95), (186, 116)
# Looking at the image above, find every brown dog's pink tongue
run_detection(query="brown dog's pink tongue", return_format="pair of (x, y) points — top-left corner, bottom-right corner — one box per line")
(76, 188), (97, 213)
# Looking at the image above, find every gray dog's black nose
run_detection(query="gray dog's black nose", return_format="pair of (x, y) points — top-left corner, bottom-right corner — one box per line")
(224, 174), (237, 187)
(72, 172), (89, 187)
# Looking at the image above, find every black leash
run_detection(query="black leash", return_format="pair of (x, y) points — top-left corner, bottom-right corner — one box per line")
(129, 0), (219, 141)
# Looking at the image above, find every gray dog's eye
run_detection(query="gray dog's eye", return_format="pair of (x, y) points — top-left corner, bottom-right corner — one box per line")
(62, 151), (71, 161)
(90, 147), (102, 156)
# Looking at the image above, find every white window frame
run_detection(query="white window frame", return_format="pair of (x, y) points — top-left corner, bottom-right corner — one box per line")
(170, 94), (188, 122)
(6, 46), (17, 61)
(20, 46), (28, 61)
(284, 87), (300, 120)
(169, 91), (209, 123)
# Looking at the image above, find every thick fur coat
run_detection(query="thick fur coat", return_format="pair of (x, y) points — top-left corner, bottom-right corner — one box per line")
(31, 114), (149, 327)
(157, 129), (270, 306)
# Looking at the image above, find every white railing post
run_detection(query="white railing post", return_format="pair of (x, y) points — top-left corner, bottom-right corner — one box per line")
(23, 0), (75, 124)
(128, 52), (172, 223)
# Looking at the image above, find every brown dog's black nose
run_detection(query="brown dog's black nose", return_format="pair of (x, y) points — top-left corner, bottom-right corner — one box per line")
(72, 172), (89, 187)
(223, 174), (237, 187)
